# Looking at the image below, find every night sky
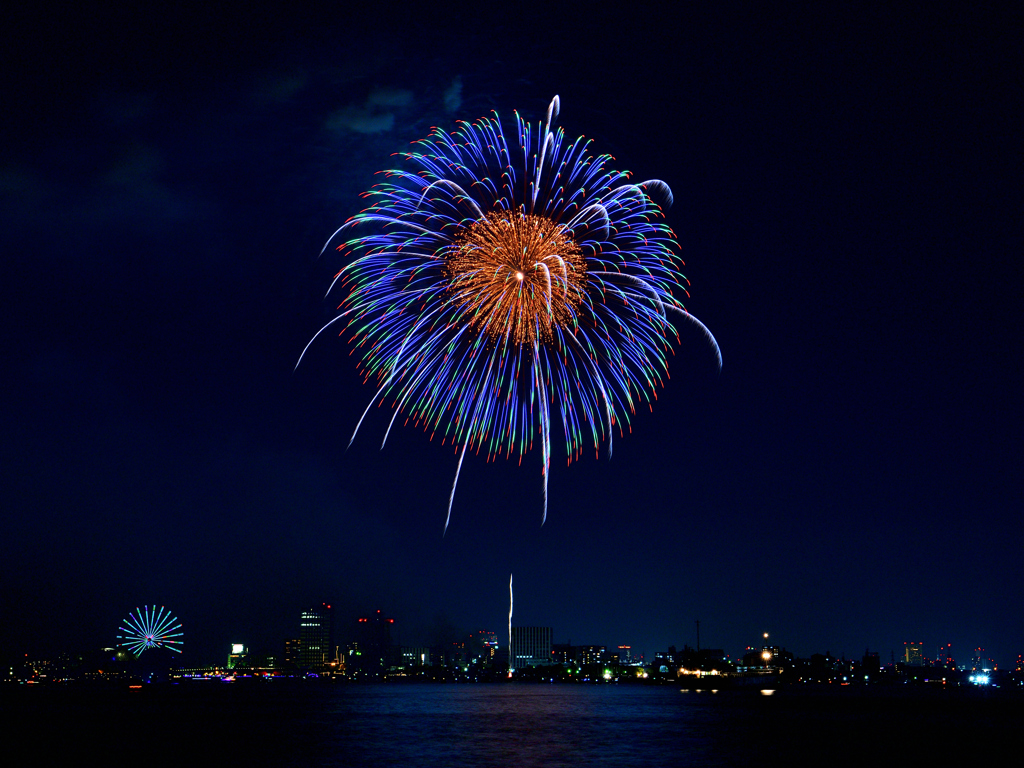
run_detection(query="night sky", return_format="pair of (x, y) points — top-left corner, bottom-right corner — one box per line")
(3, 4), (1020, 668)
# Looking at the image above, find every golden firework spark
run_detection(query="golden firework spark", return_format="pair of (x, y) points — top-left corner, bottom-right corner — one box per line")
(444, 210), (587, 345)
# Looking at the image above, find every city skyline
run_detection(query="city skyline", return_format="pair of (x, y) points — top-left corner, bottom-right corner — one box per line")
(3, 5), (1020, 671)
(12, 610), (1016, 688)
(5, 596), (1014, 673)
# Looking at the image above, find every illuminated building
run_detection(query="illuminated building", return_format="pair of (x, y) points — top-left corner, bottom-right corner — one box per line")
(938, 642), (954, 670)
(284, 637), (301, 668)
(576, 645), (606, 665)
(299, 603), (332, 672)
(227, 643), (247, 670)
(551, 643), (609, 666)
(468, 630), (499, 666)
(739, 643), (793, 672)
(510, 626), (552, 669)
(551, 643), (571, 664)
(349, 610), (394, 678)
(904, 642), (925, 667)
(399, 647), (431, 667)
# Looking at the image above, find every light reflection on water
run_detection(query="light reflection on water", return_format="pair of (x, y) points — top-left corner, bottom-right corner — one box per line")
(10, 682), (1020, 766)
(317, 685), (715, 767)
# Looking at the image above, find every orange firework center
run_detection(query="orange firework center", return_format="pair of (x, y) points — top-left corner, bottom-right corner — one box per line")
(444, 211), (587, 345)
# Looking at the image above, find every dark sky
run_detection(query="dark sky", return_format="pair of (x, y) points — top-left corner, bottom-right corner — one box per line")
(3, 3), (1021, 667)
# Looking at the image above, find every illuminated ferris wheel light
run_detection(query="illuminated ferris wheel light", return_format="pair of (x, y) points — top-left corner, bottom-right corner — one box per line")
(117, 605), (183, 656)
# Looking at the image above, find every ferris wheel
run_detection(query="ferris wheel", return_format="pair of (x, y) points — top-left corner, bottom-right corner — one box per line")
(117, 605), (183, 656)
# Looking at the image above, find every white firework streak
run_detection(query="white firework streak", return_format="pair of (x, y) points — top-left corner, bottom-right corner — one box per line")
(508, 573), (513, 673)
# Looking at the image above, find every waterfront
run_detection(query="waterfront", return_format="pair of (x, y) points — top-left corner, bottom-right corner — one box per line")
(7, 683), (1020, 766)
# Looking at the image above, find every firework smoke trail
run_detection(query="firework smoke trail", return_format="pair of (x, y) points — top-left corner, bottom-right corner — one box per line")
(311, 95), (721, 529)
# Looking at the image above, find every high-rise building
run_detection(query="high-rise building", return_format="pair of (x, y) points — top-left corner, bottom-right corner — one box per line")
(551, 643), (571, 664)
(284, 637), (301, 668)
(348, 609), (394, 678)
(861, 650), (880, 677)
(468, 630), (499, 666)
(399, 647), (431, 667)
(299, 603), (333, 672)
(576, 645), (606, 665)
(904, 642), (924, 666)
(938, 643), (954, 670)
(552, 644), (611, 666)
(510, 626), (552, 670)
(227, 643), (248, 670)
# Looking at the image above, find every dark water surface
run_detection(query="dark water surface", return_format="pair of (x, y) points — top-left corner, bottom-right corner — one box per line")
(8, 683), (1019, 766)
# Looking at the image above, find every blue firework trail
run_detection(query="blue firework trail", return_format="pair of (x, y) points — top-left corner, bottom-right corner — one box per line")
(302, 96), (720, 531)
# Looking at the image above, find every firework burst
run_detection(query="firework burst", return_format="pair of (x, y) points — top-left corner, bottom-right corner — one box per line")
(302, 96), (720, 530)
